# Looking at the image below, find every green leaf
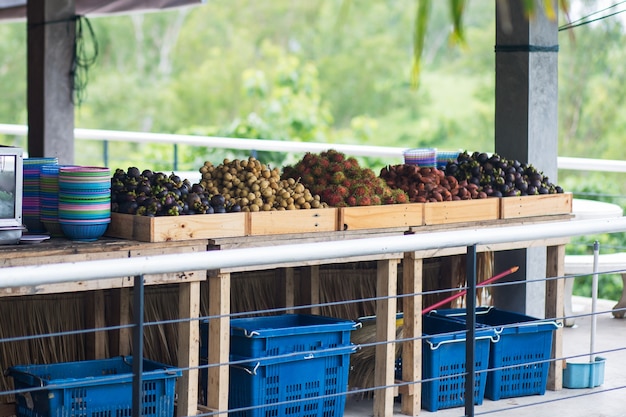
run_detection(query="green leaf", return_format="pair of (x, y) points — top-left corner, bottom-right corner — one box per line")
(411, 0), (431, 89)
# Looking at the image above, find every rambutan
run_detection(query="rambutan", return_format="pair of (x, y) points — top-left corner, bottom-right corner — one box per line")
(331, 171), (346, 185)
(346, 195), (357, 206)
(324, 193), (343, 207)
(371, 195), (382, 205)
(356, 196), (372, 206)
(335, 185), (350, 198)
(393, 190), (409, 204)
(311, 165), (324, 178)
(352, 185), (369, 197)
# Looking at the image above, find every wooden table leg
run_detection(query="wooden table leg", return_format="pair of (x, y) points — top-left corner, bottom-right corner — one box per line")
(278, 267), (295, 314)
(207, 272), (231, 413)
(177, 281), (200, 417)
(109, 287), (131, 356)
(374, 259), (399, 417)
(299, 266), (320, 315)
(85, 290), (107, 359)
(401, 253), (422, 416)
(546, 244), (564, 391)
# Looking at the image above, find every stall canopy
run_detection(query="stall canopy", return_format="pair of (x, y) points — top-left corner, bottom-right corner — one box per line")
(0, 0), (204, 21)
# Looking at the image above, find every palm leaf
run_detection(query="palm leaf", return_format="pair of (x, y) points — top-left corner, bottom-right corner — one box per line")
(410, 0), (431, 89)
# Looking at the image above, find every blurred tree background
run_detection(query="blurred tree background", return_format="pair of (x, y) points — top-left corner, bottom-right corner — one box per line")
(0, 0), (624, 298)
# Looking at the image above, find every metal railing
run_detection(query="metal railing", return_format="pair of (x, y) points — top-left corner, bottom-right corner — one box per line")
(2, 123), (626, 172)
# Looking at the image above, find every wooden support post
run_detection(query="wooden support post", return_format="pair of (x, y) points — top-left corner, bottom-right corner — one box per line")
(177, 281), (200, 417)
(401, 253), (423, 416)
(546, 244), (564, 391)
(374, 259), (399, 417)
(207, 272), (230, 413)
(278, 267), (295, 314)
(299, 266), (320, 315)
(85, 290), (107, 359)
(109, 287), (131, 356)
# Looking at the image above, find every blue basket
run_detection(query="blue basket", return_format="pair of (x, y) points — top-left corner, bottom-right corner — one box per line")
(7, 356), (181, 417)
(200, 314), (358, 415)
(420, 314), (496, 412)
(229, 346), (355, 417)
(201, 314), (358, 359)
(430, 307), (560, 400)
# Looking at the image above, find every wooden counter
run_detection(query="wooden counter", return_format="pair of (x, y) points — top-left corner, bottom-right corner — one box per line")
(0, 214), (570, 417)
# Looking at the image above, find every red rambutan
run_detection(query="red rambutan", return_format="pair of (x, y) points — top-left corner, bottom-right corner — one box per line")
(346, 195), (357, 206)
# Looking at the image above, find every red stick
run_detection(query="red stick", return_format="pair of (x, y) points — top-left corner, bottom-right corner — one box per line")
(422, 265), (519, 315)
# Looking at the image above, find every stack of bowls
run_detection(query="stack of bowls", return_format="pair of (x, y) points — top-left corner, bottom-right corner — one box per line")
(40, 164), (77, 237)
(22, 157), (58, 234)
(58, 166), (111, 241)
(436, 150), (462, 169)
(403, 148), (437, 167)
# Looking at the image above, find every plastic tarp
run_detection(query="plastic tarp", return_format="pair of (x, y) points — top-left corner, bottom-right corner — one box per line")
(0, 0), (204, 21)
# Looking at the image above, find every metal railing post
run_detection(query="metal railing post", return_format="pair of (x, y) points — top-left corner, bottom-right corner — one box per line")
(132, 274), (145, 417)
(465, 244), (477, 417)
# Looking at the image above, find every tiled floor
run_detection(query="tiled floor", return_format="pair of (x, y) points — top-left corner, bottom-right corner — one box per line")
(343, 296), (626, 416)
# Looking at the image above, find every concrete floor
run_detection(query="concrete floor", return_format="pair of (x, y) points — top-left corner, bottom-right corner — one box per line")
(343, 296), (626, 416)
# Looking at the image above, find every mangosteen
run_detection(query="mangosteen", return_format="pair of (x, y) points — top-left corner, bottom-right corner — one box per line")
(210, 194), (226, 208)
(229, 204), (242, 213)
(127, 166), (141, 179)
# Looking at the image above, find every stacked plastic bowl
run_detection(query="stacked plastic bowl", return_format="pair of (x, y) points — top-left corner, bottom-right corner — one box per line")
(403, 148), (437, 167)
(436, 150), (461, 169)
(58, 166), (111, 241)
(23, 157), (59, 234)
(40, 164), (77, 237)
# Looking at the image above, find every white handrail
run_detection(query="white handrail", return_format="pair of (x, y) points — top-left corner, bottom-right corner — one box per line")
(2, 123), (626, 171)
(1, 217), (625, 289)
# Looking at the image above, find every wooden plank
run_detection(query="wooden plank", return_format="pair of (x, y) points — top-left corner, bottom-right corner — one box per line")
(423, 198), (500, 225)
(130, 244), (207, 283)
(401, 253), (422, 416)
(500, 193), (573, 219)
(248, 208), (337, 235)
(176, 281), (200, 417)
(109, 288), (131, 356)
(299, 266), (320, 315)
(278, 268), (295, 314)
(374, 259), (399, 417)
(85, 291), (107, 360)
(207, 272), (230, 413)
(339, 204), (424, 231)
(546, 244), (565, 391)
(106, 212), (247, 242)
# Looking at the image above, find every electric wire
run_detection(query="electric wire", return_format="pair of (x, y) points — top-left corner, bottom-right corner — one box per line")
(559, 1), (626, 31)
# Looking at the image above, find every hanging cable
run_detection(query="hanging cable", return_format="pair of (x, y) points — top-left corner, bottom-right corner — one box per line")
(71, 15), (99, 106)
(559, 1), (626, 31)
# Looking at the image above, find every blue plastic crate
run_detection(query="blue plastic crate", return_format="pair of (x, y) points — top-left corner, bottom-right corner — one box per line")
(229, 345), (356, 417)
(421, 314), (496, 412)
(430, 307), (560, 400)
(7, 356), (181, 417)
(201, 314), (358, 360)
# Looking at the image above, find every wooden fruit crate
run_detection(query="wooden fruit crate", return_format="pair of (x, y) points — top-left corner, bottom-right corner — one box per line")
(106, 212), (247, 242)
(423, 198), (500, 225)
(500, 193), (573, 219)
(248, 208), (338, 236)
(338, 204), (424, 231)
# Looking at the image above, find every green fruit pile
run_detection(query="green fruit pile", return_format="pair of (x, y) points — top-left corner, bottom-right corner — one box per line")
(444, 151), (564, 197)
(199, 156), (326, 211)
(281, 149), (408, 207)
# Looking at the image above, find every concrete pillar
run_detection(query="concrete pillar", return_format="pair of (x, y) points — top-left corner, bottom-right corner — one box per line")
(493, 1), (559, 317)
(27, 0), (75, 163)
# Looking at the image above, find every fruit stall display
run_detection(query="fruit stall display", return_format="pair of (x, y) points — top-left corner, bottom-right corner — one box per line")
(107, 149), (572, 242)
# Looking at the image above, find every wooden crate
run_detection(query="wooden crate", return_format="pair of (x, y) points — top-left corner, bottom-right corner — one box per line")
(500, 193), (573, 219)
(106, 212), (247, 242)
(338, 204), (424, 231)
(423, 198), (500, 225)
(248, 208), (338, 236)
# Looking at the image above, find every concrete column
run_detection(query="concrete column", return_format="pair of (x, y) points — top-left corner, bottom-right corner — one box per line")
(493, 1), (559, 317)
(27, 0), (75, 163)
